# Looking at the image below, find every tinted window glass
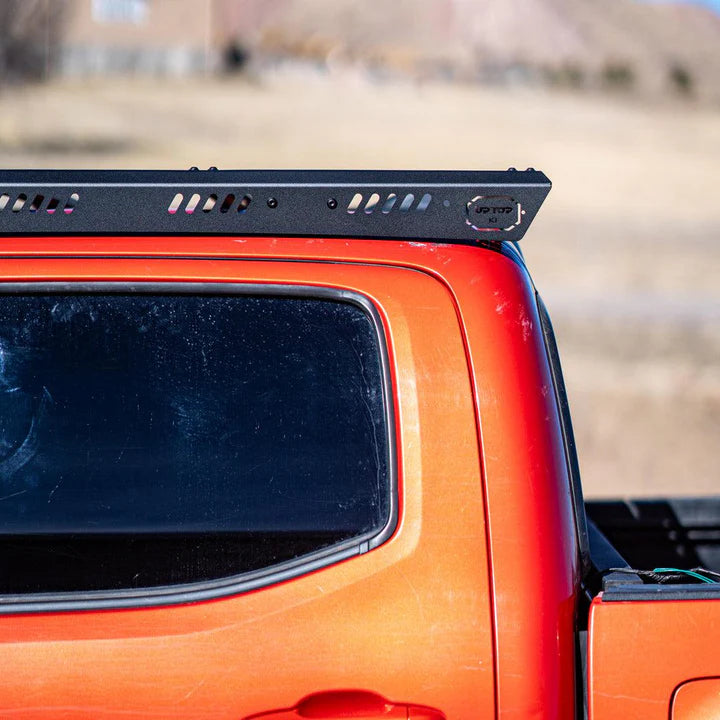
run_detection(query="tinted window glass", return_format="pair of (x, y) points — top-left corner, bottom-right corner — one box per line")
(0, 292), (390, 593)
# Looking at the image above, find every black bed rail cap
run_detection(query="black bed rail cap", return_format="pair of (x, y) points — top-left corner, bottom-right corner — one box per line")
(0, 168), (551, 244)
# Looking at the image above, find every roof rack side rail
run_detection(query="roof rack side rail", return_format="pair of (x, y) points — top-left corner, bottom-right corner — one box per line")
(0, 169), (550, 244)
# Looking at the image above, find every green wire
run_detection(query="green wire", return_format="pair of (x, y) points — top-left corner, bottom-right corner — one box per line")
(653, 567), (717, 584)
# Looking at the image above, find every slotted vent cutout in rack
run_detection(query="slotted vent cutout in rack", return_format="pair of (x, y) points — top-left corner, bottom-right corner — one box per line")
(64, 193), (80, 215)
(0, 192), (79, 215)
(381, 193), (397, 214)
(399, 193), (415, 212)
(416, 193), (432, 212)
(347, 193), (363, 214)
(237, 194), (252, 214)
(364, 193), (380, 214)
(12, 194), (27, 212)
(219, 194), (235, 213)
(185, 193), (201, 214)
(166, 192), (252, 216)
(168, 193), (184, 214)
(346, 192), (431, 215)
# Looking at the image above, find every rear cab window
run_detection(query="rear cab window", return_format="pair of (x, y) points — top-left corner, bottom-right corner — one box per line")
(0, 285), (393, 596)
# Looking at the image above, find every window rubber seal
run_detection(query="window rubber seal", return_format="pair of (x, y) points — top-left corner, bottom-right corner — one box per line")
(536, 293), (592, 579)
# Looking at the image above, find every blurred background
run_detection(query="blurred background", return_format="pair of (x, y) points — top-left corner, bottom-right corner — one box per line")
(1, 0), (719, 497)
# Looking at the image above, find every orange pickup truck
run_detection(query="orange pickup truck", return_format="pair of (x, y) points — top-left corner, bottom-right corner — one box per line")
(0, 169), (718, 720)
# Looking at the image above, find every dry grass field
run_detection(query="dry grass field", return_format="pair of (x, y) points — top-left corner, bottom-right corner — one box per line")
(1, 69), (718, 497)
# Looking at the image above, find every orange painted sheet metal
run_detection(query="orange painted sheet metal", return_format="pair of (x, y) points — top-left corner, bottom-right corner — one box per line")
(440, 242), (580, 720)
(672, 678), (720, 720)
(0, 257), (492, 719)
(589, 596), (720, 720)
(0, 237), (580, 720)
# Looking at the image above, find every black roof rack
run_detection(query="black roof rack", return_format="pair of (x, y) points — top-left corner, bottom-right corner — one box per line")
(0, 169), (550, 244)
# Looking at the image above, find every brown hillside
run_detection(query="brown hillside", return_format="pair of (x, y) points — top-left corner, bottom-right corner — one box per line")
(225, 0), (720, 100)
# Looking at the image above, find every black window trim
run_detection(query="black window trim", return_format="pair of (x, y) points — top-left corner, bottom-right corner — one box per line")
(535, 293), (592, 579)
(0, 281), (397, 614)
